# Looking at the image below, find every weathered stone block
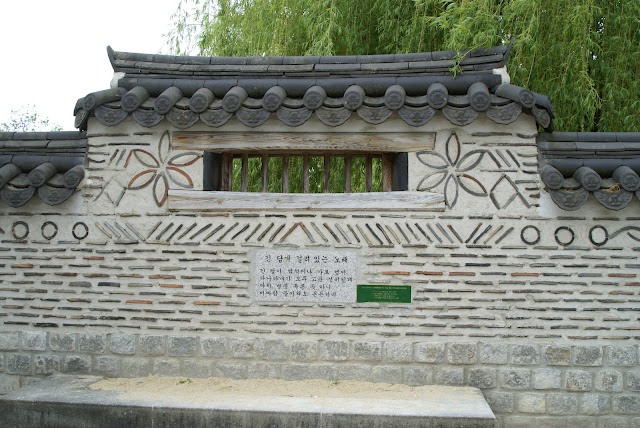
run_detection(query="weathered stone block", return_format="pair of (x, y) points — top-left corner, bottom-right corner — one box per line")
(282, 363), (310, 381)
(627, 371), (640, 391)
(595, 369), (623, 392)
(229, 338), (256, 359)
(606, 346), (637, 367)
(337, 364), (370, 381)
(433, 367), (464, 386)
(511, 344), (539, 365)
(182, 359), (212, 378)
(94, 356), (120, 377)
(532, 368), (561, 390)
(247, 362), (281, 379)
(565, 369), (592, 391)
(168, 336), (199, 357)
(120, 358), (150, 377)
(308, 364), (337, 381)
(0, 374), (20, 394)
(504, 416), (596, 428)
(48, 333), (76, 352)
(201, 337), (226, 358)
(63, 355), (91, 374)
(352, 341), (382, 361)
(258, 339), (289, 361)
(78, 333), (106, 354)
(214, 362), (247, 379)
(22, 332), (46, 351)
(319, 340), (349, 361)
(34, 355), (60, 375)
(543, 345), (571, 366)
(547, 393), (578, 415)
(613, 396), (640, 415)
(447, 343), (476, 364)
(468, 367), (497, 389)
(580, 394), (610, 415)
(0, 332), (20, 351)
(290, 340), (317, 361)
(485, 391), (514, 413)
(370, 366), (403, 384)
(383, 342), (412, 362)
(597, 416), (630, 428)
(152, 359), (181, 377)
(110, 334), (136, 355)
(574, 346), (603, 366)
(632, 417), (640, 428)
(479, 343), (508, 365)
(414, 342), (444, 363)
(517, 393), (545, 413)
(7, 354), (31, 375)
(140, 336), (166, 356)
(501, 369), (530, 389)
(404, 367), (432, 386)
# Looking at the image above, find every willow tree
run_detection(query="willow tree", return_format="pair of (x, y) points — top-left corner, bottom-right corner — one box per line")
(167, 0), (640, 132)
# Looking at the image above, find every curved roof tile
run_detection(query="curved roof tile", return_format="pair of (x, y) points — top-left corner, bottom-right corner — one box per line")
(0, 132), (86, 207)
(74, 42), (554, 131)
(538, 132), (640, 210)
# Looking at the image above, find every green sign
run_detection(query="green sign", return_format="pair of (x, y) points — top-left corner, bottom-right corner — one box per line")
(357, 285), (412, 303)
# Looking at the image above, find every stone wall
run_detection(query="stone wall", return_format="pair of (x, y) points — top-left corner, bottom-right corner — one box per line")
(0, 114), (638, 427)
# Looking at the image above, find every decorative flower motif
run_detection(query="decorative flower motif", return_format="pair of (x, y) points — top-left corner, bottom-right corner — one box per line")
(416, 133), (491, 208)
(126, 131), (201, 206)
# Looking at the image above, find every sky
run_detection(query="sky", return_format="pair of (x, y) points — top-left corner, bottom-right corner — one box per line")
(0, 0), (182, 130)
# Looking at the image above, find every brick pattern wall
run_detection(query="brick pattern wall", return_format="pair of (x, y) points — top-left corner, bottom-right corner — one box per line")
(0, 117), (638, 426)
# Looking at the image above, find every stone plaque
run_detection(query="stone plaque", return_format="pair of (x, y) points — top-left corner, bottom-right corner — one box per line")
(357, 285), (412, 303)
(255, 250), (357, 302)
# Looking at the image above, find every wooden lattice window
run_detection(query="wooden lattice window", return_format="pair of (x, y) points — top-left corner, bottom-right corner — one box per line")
(215, 153), (399, 193)
(168, 131), (445, 211)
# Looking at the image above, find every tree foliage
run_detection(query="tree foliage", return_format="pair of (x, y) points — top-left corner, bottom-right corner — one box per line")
(167, 0), (640, 132)
(1, 105), (62, 132)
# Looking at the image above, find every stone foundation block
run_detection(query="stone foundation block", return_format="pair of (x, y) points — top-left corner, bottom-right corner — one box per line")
(414, 342), (444, 363)
(546, 393), (578, 415)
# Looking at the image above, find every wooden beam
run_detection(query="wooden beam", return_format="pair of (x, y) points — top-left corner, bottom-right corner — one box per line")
(172, 132), (435, 153)
(168, 190), (445, 211)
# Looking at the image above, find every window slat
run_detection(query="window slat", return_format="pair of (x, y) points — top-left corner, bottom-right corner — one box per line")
(345, 154), (352, 194)
(303, 155), (310, 194)
(324, 154), (331, 193)
(382, 153), (393, 192)
(282, 155), (289, 193)
(365, 154), (372, 193)
(261, 154), (269, 192)
(241, 154), (248, 192)
(221, 153), (232, 191)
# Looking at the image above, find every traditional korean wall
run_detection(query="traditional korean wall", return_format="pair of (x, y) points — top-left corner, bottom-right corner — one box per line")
(1, 113), (639, 427)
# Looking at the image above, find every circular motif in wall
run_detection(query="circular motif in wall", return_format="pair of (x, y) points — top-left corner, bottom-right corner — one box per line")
(554, 226), (574, 246)
(41, 221), (58, 240)
(72, 222), (89, 240)
(520, 225), (540, 245)
(589, 225), (608, 247)
(11, 221), (29, 240)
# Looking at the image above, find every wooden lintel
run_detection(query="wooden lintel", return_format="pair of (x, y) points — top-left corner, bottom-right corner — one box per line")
(168, 190), (444, 212)
(172, 132), (435, 153)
